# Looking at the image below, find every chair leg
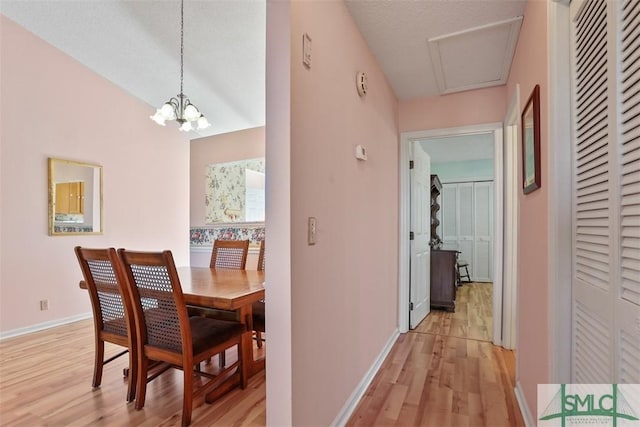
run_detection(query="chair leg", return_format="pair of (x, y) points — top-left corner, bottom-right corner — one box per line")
(255, 331), (263, 348)
(219, 351), (226, 368)
(135, 356), (149, 410)
(182, 365), (194, 427)
(92, 339), (105, 388)
(125, 348), (137, 403)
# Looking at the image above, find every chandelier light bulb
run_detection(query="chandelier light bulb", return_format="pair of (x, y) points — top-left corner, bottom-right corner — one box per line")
(197, 115), (211, 130)
(150, 110), (167, 126)
(183, 104), (201, 122)
(179, 121), (193, 132)
(160, 102), (177, 120)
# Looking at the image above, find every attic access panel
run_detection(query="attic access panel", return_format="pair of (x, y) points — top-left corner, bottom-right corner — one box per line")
(428, 16), (523, 94)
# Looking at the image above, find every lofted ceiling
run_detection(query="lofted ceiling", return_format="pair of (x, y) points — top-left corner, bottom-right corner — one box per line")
(1, 0), (525, 140)
(1, 0), (266, 138)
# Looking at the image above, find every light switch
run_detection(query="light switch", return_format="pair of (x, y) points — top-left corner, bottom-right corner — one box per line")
(355, 144), (367, 160)
(303, 33), (312, 68)
(308, 217), (317, 245)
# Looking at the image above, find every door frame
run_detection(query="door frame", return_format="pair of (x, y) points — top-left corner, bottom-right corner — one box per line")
(502, 85), (520, 350)
(398, 123), (504, 344)
(548, 0), (572, 383)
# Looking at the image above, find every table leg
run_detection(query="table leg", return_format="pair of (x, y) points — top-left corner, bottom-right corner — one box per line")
(239, 305), (253, 387)
(237, 304), (266, 378)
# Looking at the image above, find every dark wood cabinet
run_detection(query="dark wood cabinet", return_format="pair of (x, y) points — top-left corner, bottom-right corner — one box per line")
(430, 249), (457, 311)
(430, 175), (442, 249)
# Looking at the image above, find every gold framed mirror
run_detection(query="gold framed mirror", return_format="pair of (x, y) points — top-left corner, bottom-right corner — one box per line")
(48, 158), (103, 236)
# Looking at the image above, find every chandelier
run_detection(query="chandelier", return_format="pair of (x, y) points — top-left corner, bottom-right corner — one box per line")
(150, 0), (210, 132)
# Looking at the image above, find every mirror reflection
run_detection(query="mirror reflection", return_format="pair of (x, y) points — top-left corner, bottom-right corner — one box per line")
(48, 158), (103, 235)
(205, 158), (265, 224)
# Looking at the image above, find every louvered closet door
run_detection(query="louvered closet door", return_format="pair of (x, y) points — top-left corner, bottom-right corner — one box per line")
(457, 183), (475, 277)
(441, 184), (459, 251)
(473, 182), (493, 282)
(617, 0), (640, 383)
(571, 0), (614, 383)
(570, 0), (640, 384)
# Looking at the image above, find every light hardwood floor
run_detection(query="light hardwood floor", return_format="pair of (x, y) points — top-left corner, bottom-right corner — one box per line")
(347, 282), (524, 426)
(345, 331), (522, 426)
(1, 283), (521, 426)
(0, 319), (266, 426)
(414, 282), (494, 342)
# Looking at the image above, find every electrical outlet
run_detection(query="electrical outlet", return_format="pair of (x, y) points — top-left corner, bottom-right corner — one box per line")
(40, 299), (49, 311)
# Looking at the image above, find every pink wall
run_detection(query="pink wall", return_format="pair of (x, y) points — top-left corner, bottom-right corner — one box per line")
(189, 127), (265, 226)
(265, 1), (293, 423)
(506, 0), (550, 415)
(288, 1), (399, 424)
(0, 16), (190, 334)
(399, 86), (507, 132)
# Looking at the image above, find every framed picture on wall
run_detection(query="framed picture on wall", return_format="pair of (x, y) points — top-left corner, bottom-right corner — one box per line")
(522, 84), (541, 194)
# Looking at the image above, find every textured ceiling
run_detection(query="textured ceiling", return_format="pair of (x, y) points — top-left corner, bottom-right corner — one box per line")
(2, 0), (525, 139)
(344, 0), (526, 100)
(1, 0), (266, 138)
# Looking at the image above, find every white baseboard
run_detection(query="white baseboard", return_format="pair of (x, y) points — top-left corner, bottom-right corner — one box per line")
(0, 312), (92, 341)
(331, 329), (400, 427)
(515, 380), (535, 427)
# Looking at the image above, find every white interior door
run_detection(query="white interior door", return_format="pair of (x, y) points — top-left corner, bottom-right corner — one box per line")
(473, 182), (493, 282)
(410, 143), (431, 329)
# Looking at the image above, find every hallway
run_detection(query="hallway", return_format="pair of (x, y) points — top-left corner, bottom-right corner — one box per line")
(347, 283), (524, 426)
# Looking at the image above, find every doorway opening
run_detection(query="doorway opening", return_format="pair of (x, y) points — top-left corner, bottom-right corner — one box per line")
(398, 123), (508, 347)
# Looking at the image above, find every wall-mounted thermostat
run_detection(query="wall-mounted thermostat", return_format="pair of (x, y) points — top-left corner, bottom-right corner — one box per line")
(356, 71), (368, 97)
(355, 144), (368, 160)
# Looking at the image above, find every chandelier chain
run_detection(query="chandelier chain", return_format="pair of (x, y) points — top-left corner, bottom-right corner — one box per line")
(180, 0), (184, 97)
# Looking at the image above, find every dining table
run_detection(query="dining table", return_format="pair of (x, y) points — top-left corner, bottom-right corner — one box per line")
(176, 267), (265, 377)
(79, 266), (265, 403)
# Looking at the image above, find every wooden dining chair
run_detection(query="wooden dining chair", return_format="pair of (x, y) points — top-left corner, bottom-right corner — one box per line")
(253, 240), (266, 348)
(209, 239), (250, 269)
(74, 246), (137, 402)
(118, 249), (247, 427)
(257, 239), (265, 272)
(187, 238), (249, 320)
(191, 239), (250, 366)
